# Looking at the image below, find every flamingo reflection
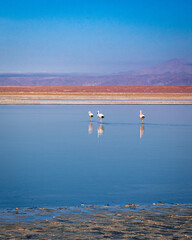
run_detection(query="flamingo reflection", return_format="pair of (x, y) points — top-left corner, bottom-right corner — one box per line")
(97, 124), (104, 137)
(140, 124), (144, 139)
(88, 122), (93, 134)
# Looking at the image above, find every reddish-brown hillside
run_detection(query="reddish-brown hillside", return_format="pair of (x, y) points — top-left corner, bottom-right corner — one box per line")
(0, 86), (192, 93)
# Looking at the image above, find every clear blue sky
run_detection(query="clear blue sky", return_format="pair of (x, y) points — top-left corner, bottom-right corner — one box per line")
(0, 0), (192, 73)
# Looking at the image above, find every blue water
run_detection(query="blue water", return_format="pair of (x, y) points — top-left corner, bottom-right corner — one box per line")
(0, 105), (192, 209)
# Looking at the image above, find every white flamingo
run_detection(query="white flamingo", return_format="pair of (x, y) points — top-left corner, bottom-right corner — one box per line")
(88, 111), (93, 121)
(97, 111), (104, 122)
(139, 110), (145, 123)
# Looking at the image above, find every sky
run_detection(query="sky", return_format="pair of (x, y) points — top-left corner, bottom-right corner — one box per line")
(0, 0), (192, 74)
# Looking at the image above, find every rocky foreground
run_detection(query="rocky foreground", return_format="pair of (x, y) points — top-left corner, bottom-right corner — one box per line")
(0, 204), (191, 239)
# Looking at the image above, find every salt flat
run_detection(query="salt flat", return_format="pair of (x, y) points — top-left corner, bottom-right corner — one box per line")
(0, 86), (192, 104)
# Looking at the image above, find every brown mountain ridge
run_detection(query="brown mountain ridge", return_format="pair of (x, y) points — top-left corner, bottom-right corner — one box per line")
(0, 59), (192, 86)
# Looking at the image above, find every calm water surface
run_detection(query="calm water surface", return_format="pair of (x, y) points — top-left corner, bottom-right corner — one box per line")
(0, 105), (192, 209)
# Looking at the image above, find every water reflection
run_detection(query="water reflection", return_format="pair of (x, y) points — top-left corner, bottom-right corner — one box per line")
(97, 124), (104, 137)
(88, 122), (104, 137)
(1, 105), (192, 208)
(88, 122), (93, 134)
(140, 124), (144, 139)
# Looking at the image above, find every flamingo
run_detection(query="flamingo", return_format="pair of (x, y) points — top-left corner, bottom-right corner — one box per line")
(139, 110), (145, 123)
(88, 111), (93, 121)
(97, 111), (104, 122)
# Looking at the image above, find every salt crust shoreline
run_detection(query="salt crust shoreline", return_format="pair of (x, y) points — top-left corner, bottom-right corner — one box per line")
(0, 92), (192, 104)
(0, 203), (192, 239)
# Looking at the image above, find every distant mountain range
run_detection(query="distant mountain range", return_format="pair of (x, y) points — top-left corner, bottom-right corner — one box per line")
(0, 59), (192, 86)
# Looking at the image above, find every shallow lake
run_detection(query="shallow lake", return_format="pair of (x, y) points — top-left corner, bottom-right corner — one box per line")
(0, 105), (192, 209)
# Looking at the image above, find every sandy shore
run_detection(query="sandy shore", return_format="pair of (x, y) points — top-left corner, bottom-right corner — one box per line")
(0, 93), (192, 105)
(0, 86), (192, 104)
(0, 204), (191, 239)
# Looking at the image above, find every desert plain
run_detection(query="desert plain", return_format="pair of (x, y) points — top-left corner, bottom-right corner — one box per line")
(0, 86), (192, 105)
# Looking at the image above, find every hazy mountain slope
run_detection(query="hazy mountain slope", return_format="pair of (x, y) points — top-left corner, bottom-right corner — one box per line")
(136, 59), (192, 75)
(0, 59), (192, 86)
